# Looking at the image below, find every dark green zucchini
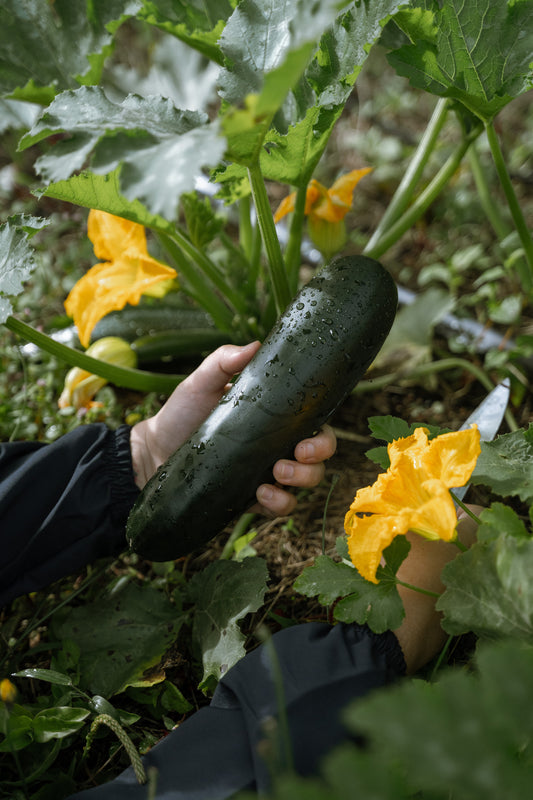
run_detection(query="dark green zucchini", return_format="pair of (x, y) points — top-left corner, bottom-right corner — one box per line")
(126, 255), (397, 561)
(131, 329), (233, 363)
(90, 305), (214, 343)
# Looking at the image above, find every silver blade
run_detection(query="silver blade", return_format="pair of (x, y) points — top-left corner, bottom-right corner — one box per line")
(452, 377), (510, 502)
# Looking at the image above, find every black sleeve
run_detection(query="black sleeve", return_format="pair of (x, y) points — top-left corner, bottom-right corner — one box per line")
(0, 424), (139, 607)
(67, 622), (406, 800)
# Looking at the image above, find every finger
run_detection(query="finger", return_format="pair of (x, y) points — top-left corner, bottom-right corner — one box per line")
(181, 341), (261, 399)
(255, 484), (297, 516)
(293, 424), (337, 464)
(272, 459), (325, 488)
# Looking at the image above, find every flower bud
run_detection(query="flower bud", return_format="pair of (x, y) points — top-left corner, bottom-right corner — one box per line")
(58, 337), (137, 409)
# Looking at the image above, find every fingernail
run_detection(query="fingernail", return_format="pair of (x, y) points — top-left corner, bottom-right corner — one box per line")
(277, 462), (294, 479)
(258, 485), (274, 502)
(299, 442), (315, 461)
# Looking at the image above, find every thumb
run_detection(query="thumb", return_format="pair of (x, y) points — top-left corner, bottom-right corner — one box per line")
(184, 341), (261, 399)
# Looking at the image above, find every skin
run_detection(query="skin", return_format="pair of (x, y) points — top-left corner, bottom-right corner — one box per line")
(394, 507), (482, 673)
(129, 341), (337, 516)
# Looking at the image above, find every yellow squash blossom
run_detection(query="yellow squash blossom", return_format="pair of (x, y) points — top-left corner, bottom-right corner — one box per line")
(65, 210), (177, 347)
(344, 426), (481, 584)
(58, 337), (137, 410)
(274, 167), (372, 257)
(0, 678), (17, 704)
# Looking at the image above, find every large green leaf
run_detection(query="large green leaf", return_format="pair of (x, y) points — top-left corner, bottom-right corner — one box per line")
(219, 0), (407, 186)
(294, 537), (408, 634)
(187, 557), (269, 692)
(437, 530), (533, 642)
(219, 0), (349, 165)
(42, 170), (175, 234)
(348, 640), (533, 800)
(50, 582), (186, 696)
(471, 426), (533, 504)
(387, 0), (533, 122)
(0, 215), (48, 324)
(20, 87), (225, 219)
(0, 0), (141, 103)
(138, 0), (234, 63)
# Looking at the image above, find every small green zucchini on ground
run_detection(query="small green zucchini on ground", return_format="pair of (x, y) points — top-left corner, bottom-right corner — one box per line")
(90, 305), (214, 343)
(131, 329), (233, 364)
(126, 255), (398, 561)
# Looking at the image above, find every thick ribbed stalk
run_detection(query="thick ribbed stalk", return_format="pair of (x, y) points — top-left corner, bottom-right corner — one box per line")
(284, 184), (308, 293)
(485, 120), (533, 293)
(4, 316), (182, 394)
(366, 97), (450, 252)
(247, 162), (291, 314)
(364, 129), (480, 260)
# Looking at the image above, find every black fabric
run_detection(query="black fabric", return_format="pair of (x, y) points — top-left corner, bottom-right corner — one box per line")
(69, 621), (406, 799)
(0, 424), (138, 607)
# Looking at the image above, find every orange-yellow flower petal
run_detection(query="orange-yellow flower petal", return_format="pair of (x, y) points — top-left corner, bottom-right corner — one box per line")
(87, 209), (148, 262)
(273, 168), (371, 226)
(311, 168), (373, 223)
(66, 252), (177, 347)
(344, 426), (481, 583)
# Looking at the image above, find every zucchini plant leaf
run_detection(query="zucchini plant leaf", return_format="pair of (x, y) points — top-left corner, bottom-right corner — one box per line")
(471, 426), (533, 504)
(348, 639), (533, 800)
(50, 582), (186, 697)
(138, 0), (234, 64)
(42, 170), (176, 236)
(219, 0), (348, 165)
(187, 557), (269, 693)
(437, 530), (533, 642)
(219, 0), (406, 188)
(387, 0), (533, 122)
(20, 87), (226, 220)
(0, 99), (40, 135)
(365, 415), (448, 469)
(0, 0), (141, 104)
(0, 215), (48, 324)
(294, 537), (408, 634)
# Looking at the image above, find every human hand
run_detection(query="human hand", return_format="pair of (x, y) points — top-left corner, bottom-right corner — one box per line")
(130, 343), (337, 516)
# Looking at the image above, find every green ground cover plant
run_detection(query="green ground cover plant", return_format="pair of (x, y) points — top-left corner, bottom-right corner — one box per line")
(0, 1), (532, 797)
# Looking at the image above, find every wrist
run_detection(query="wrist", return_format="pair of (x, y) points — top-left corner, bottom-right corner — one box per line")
(130, 419), (156, 490)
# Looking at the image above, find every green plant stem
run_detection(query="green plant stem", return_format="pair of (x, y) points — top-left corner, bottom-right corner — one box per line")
(239, 195), (254, 262)
(4, 316), (183, 394)
(395, 578), (441, 599)
(364, 127), (481, 260)
(468, 142), (510, 241)
(322, 474), (340, 555)
(284, 184), (309, 293)
(169, 225), (249, 315)
(430, 634), (454, 680)
(256, 626), (294, 775)
(247, 162), (291, 314)
(220, 512), (257, 559)
(157, 232), (237, 333)
(353, 356), (519, 431)
(451, 493), (483, 528)
(485, 120), (533, 293)
(366, 97), (450, 252)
